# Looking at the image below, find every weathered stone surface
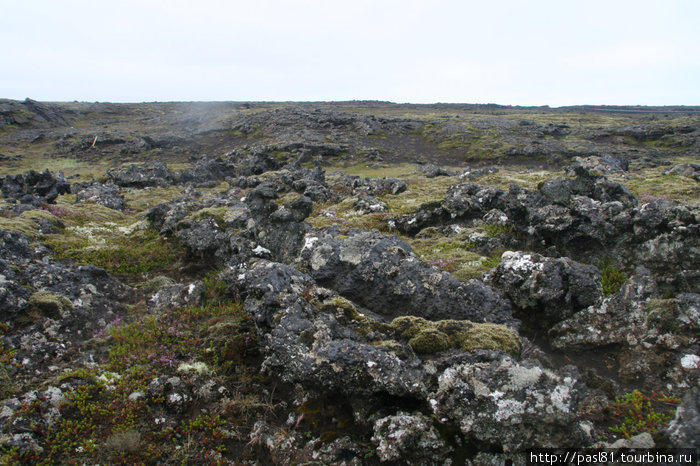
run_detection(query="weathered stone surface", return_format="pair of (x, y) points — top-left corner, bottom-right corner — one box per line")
(372, 411), (452, 462)
(549, 269), (700, 388)
(148, 281), (205, 312)
(297, 230), (516, 326)
(662, 387), (700, 448)
(430, 356), (592, 451)
(73, 180), (125, 210)
(107, 162), (175, 188)
(488, 251), (603, 326)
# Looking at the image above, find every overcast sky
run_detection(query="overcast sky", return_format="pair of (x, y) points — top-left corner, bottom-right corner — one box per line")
(2, 0), (699, 106)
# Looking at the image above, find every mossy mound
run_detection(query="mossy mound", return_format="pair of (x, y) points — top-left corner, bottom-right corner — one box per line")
(390, 315), (520, 356)
(28, 291), (74, 318)
(0, 208), (64, 237)
(138, 275), (177, 293)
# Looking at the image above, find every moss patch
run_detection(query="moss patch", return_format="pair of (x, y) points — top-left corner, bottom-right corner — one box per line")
(407, 232), (496, 280)
(390, 316), (520, 355)
(28, 291), (74, 317)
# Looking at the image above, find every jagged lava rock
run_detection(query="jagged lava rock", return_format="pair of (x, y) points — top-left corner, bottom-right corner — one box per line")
(0, 170), (70, 205)
(297, 230), (516, 326)
(488, 251), (602, 326)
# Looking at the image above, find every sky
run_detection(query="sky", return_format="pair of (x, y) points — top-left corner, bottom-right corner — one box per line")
(1, 0), (699, 106)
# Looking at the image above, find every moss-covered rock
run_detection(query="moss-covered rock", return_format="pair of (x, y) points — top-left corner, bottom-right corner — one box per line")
(28, 291), (73, 318)
(0, 209), (64, 237)
(454, 323), (521, 354)
(138, 275), (177, 293)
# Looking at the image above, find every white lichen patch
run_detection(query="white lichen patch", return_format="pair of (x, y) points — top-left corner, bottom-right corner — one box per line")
(176, 361), (213, 375)
(506, 363), (543, 390)
(680, 354), (700, 369)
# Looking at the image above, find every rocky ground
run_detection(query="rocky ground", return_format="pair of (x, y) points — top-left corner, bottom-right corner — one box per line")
(0, 98), (699, 464)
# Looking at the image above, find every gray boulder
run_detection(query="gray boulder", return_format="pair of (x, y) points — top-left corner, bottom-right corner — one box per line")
(73, 181), (125, 210)
(372, 411), (452, 463)
(662, 387), (700, 448)
(148, 281), (205, 312)
(430, 356), (592, 451)
(0, 170), (70, 205)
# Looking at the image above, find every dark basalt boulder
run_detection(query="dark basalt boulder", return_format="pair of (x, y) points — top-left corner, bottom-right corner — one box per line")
(73, 180), (125, 210)
(297, 230), (517, 327)
(178, 156), (236, 186)
(488, 251), (603, 327)
(148, 281), (205, 312)
(372, 411), (452, 462)
(663, 163), (700, 181)
(0, 230), (137, 380)
(107, 161), (175, 188)
(223, 260), (428, 397)
(353, 195), (387, 214)
(0, 170), (70, 205)
(662, 387), (700, 449)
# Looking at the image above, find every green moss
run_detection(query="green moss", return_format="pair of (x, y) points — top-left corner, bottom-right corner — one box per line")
(408, 328), (451, 354)
(390, 316), (520, 355)
(184, 206), (229, 226)
(28, 291), (74, 317)
(121, 185), (182, 212)
(45, 227), (182, 278)
(408, 233), (497, 280)
(453, 323), (521, 354)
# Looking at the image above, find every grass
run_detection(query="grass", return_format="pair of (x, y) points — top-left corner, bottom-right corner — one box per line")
(608, 165), (699, 202)
(46, 226), (182, 277)
(407, 234), (495, 280)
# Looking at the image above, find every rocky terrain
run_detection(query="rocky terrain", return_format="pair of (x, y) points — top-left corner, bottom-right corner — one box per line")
(0, 98), (699, 464)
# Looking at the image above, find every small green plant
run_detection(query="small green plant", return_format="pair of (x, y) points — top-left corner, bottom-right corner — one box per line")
(483, 223), (514, 238)
(600, 259), (626, 297)
(202, 269), (229, 305)
(483, 249), (505, 268)
(607, 390), (679, 439)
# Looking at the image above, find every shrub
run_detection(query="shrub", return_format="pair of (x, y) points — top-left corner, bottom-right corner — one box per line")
(601, 259), (626, 297)
(607, 390), (679, 439)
